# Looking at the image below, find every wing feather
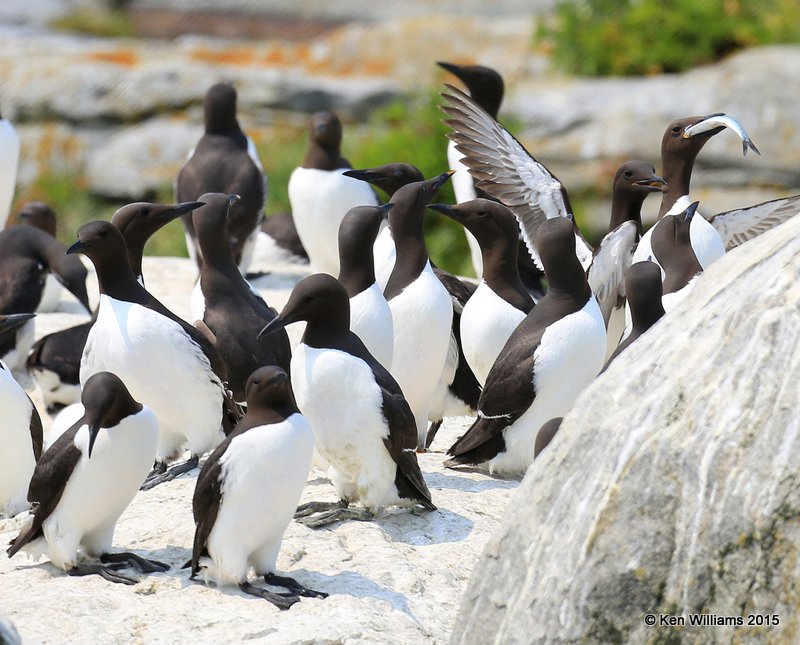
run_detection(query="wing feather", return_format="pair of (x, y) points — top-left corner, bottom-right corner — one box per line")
(710, 195), (800, 251)
(587, 221), (639, 325)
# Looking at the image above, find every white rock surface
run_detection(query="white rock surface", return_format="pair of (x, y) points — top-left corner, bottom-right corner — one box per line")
(1, 239), (516, 645)
(451, 214), (800, 644)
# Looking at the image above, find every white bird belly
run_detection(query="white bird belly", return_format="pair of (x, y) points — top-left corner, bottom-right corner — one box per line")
(289, 167), (379, 275)
(39, 408), (158, 569)
(388, 265), (454, 434)
(461, 282), (527, 385)
(291, 344), (399, 510)
(0, 369), (37, 516)
(373, 224), (396, 291)
(350, 282), (394, 369)
(490, 297), (606, 475)
(80, 295), (224, 459)
(204, 414), (313, 585)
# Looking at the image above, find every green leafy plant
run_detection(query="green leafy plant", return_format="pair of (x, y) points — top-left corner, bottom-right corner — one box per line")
(50, 9), (135, 39)
(538, 0), (800, 76)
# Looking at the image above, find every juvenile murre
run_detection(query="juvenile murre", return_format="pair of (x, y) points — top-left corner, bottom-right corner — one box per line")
(445, 218), (606, 476)
(177, 82), (266, 275)
(67, 221), (240, 489)
(7, 372), (166, 584)
(259, 274), (435, 527)
(189, 366), (325, 609)
(288, 111), (379, 275)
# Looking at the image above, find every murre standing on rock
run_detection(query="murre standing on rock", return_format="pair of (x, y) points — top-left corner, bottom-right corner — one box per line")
(0, 107), (20, 231)
(0, 225), (91, 371)
(0, 313), (42, 517)
(445, 218), (607, 476)
(177, 82), (266, 275)
(428, 198), (534, 385)
(190, 193), (291, 402)
(384, 173), (455, 450)
(604, 260), (665, 369)
(259, 274), (435, 527)
(288, 111), (379, 275)
(338, 204), (395, 369)
(7, 372), (167, 585)
(189, 366), (326, 610)
(26, 201), (204, 413)
(67, 221), (239, 489)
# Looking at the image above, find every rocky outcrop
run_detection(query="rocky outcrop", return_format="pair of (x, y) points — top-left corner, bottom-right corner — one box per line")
(450, 213), (800, 644)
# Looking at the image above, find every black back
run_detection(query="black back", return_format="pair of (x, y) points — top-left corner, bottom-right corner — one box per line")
(651, 202), (703, 295)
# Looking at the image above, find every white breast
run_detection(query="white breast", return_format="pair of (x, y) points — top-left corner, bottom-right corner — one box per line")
(0, 119), (20, 231)
(0, 319), (35, 374)
(460, 282), (527, 385)
(490, 296), (606, 476)
(35, 275), (64, 313)
(0, 368), (37, 516)
(80, 295), (224, 459)
(288, 167), (379, 275)
(373, 224), (396, 291)
(291, 344), (400, 511)
(447, 139), (482, 277)
(203, 413), (313, 585)
(387, 263), (454, 440)
(38, 407), (158, 570)
(350, 282), (394, 369)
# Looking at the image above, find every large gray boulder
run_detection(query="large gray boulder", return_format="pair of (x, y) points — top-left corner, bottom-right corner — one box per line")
(451, 213), (800, 644)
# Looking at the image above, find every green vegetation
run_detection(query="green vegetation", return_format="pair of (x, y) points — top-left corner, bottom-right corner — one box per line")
(50, 9), (135, 39)
(537, 0), (800, 76)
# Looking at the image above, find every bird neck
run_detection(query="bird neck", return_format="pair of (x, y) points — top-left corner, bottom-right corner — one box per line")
(631, 300), (665, 333)
(338, 257), (376, 298)
(659, 152), (696, 218)
(481, 242), (532, 311)
(301, 314), (351, 348)
(609, 193), (646, 235)
(303, 143), (347, 171)
(94, 255), (147, 302)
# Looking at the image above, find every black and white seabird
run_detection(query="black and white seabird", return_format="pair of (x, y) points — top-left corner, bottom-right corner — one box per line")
(26, 201), (203, 413)
(384, 173), (455, 449)
(445, 217), (606, 476)
(344, 163), (482, 447)
(66, 221), (240, 488)
(259, 211), (309, 264)
(437, 60), (505, 277)
(0, 108), (19, 231)
(14, 202), (61, 313)
(338, 203), (395, 369)
(428, 198), (534, 385)
(191, 193), (292, 402)
(0, 225), (91, 371)
(176, 82), (266, 274)
(288, 111), (379, 275)
(0, 313), (42, 517)
(342, 162), (424, 289)
(604, 261), (665, 368)
(7, 372), (167, 584)
(189, 366), (325, 609)
(259, 274), (435, 527)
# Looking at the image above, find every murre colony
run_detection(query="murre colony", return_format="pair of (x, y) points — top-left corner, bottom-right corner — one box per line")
(2, 61), (799, 622)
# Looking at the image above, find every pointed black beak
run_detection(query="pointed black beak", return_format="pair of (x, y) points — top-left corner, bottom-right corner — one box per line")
(428, 203), (460, 221)
(65, 239), (90, 256)
(437, 61), (463, 77)
(684, 201), (700, 222)
(0, 313), (35, 339)
(379, 203), (395, 220)
(634, 174), (669, 192)
(227, 194), (241, 206)
(87, 424), (100, 459)
(432, 170), (456, 192)
(162, 201), (206, 220)
(343, 169), (379, 183)
(258, 316), (289, 339)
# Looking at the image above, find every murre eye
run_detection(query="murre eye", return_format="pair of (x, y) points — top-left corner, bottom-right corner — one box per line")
(98, 228), (109, 238)
(672, 125), (681, 134)
(623, 171), (632, 179)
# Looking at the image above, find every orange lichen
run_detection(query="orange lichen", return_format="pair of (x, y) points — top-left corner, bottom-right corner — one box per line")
(84, 50), (139, 66)
(189, 47), (256, 66)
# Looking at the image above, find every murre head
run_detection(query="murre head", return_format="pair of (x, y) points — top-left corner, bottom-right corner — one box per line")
(610, 161), (668, 233)
(437, 61), (504, 118)
(429, 198), (519, 249)
(0, 313), (35, 344)
(191, 193), (239, 248)
(16, 202), (57, 237)
(338, 203), (393, 297)
(309, 111), (342, 151)
(390, 171), (454, 228)
(67, 221), (136, 293)
(79, 371), (143, 458)
(112, 201), (204, 276)
(259, 273), (349, 338)
(204, 82), (240, 134)
(343, 163), (424, 198)
(244, 365), (294, 411)
(535, 217), (588, 293)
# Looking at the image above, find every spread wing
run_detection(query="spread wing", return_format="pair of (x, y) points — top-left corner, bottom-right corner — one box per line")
(441, 84), (593, 270)
(586, 221), (639, 325)
(710, 194), (800, 251)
